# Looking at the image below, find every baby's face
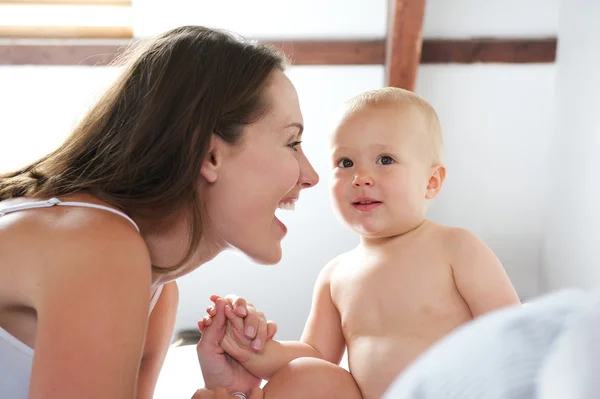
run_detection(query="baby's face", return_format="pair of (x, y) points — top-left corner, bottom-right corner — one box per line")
(329, 103), (434, 238)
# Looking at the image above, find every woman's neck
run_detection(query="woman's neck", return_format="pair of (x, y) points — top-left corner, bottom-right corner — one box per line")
(141, 218), (226, 286)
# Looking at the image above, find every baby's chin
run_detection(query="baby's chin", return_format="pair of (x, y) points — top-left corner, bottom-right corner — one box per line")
(347, 222), (392, 239)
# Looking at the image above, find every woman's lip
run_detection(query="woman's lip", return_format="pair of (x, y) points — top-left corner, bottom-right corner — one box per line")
(275, 216), (287, 234)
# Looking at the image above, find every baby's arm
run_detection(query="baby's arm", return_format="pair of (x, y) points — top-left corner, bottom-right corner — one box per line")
(218, 260), (346, 380)
(449, 228), (521, 317)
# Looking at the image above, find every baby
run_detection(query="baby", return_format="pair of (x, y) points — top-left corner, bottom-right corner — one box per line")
(201, 87), (521, 399)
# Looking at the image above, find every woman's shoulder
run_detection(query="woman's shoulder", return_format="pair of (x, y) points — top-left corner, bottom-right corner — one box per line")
(1, 193), (142, 243)
(0, 194), (151, 303)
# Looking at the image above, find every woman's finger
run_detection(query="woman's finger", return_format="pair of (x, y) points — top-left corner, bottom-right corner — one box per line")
(225, 294), (248, 317)
(224, 303), (246, 333)
(196, 298), (227, 356)
(248, 387), (264, 399)
(242, 306), (261, 339)
(251, 314), (267, 351)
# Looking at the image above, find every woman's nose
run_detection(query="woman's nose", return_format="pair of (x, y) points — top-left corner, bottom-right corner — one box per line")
(298, 152), (319, 189)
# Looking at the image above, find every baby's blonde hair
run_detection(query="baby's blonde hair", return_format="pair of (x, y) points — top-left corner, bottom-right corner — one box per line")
(344, 87), (444, 165)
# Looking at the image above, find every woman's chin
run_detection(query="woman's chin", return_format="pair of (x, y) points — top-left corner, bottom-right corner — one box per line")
(243, 240), (283, 265)
(250, 247), (282, 265)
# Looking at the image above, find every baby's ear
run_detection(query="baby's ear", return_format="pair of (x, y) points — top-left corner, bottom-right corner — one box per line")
(425, 164), (446, 199)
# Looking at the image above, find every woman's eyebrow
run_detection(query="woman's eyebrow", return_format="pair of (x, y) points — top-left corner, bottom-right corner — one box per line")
(284, 122), (304, 135)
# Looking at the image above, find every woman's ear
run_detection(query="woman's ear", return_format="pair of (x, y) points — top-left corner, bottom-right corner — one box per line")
(200, 135), (225, 183)
(425, 164), (446, 199)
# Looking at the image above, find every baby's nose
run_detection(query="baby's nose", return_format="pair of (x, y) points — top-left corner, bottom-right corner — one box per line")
(352, 174), (374, 187)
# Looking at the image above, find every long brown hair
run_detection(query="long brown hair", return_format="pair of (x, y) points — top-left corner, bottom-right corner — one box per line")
(0, 26), (287, 273)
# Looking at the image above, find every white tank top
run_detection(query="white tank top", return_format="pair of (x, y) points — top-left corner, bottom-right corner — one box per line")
(0, 198), (163, 399)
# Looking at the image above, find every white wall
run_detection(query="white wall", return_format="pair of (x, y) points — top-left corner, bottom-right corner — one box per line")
(132, 0), (558, 40)
(0, 1), (559, 342)
(540, 0), (600, 292)
(423, 0), (558, 38)
(0, 66), (121, 173)
(419, 64), (555, 301)
(132, 0), (388, 39)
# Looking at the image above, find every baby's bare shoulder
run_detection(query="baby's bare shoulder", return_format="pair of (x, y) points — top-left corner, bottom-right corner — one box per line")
(426, 224), (479, 248)
(325, 248), (359, 270)
(410, 224), (487, 266)
(322, 249), (365, 287)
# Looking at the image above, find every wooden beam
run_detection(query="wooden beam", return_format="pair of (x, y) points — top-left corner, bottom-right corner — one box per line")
(0, 0), (129, 4)
(0, 40), (386, 66)
(264, 40), (385, 65)
(0, 38), (557, 66)
(421, 38), (557, 64)
(0, 41), (132, 65)
(0, 26), (132, 39)
(385, 0), (427, 90)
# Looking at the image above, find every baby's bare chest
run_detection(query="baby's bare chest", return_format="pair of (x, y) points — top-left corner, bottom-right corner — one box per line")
(331, 255), (471, 340)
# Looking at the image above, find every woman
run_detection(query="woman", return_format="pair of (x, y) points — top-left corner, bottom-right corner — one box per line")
(0, 25), (318, 399)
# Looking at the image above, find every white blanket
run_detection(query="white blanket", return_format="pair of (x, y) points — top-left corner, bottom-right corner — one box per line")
(382, 289), (592, 399)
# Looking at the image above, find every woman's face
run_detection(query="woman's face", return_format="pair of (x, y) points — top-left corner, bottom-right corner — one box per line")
(202, 71), (319, 264)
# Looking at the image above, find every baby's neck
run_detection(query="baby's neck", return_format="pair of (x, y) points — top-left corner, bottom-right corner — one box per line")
(359, 218), (428, 249)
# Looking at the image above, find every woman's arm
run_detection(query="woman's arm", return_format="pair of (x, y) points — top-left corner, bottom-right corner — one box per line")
(137, 281), (179, 399)
(29, 220), (153, 399)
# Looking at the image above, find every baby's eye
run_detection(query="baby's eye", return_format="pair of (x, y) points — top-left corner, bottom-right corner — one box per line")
(376, 155), (394, 165)
(337, 158), (354, 168)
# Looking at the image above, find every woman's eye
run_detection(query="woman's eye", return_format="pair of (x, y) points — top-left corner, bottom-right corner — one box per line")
(337, 158), (354, 168)
(288, 141), (302, 151)
(377, 155), (394, 165)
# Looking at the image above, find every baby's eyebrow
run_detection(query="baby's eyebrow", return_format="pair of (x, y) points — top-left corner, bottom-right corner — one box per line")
(370, 143), (396, 151)
(330, 147), (346, 157)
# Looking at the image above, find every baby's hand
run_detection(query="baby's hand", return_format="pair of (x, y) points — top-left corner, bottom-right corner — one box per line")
(198, 295), (277, 357)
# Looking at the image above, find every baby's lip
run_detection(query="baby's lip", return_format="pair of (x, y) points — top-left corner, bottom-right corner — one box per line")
(352, 196), (381, 204)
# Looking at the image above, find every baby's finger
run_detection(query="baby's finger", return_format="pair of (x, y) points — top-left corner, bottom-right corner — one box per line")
(251, 315), (267, 351)
(206, 306), (217, 317)
(266, 321), (277, 340)
(197, 315), (214, 332)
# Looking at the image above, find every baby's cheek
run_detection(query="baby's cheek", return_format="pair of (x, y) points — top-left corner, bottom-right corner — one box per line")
(330, 182), (346, 206)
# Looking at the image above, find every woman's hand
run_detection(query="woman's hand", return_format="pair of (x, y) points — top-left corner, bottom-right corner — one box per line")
(198, 294), (277, 351)
(191, 387), (264, 399)
(196, 297), (262, 394)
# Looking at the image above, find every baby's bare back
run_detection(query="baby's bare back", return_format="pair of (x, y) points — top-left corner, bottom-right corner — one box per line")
(331, 228), (473, 399)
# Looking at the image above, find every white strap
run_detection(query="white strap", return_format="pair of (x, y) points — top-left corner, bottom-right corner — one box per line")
(149, 284), (164, 313)
(0, 198), (140, 232)
(0, 197), (61, 215)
